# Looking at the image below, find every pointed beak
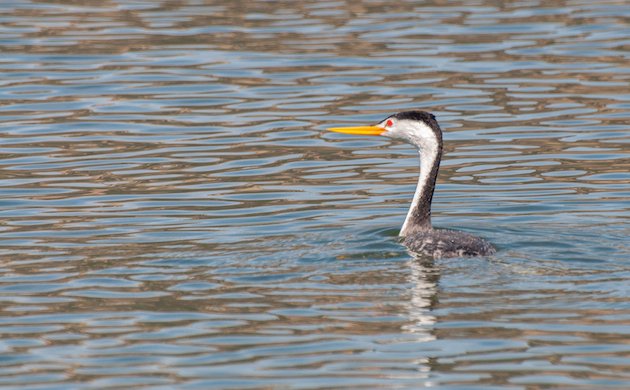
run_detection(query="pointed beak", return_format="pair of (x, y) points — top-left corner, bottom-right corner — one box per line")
(327, 125), (385, 136)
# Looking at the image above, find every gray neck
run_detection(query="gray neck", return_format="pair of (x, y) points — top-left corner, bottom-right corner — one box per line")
(399, 144), (442, 237)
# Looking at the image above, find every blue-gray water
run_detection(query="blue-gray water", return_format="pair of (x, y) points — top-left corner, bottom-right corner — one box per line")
(1, 1), (629, 388)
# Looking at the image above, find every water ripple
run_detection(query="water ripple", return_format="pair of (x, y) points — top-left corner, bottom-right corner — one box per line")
(0, 0), (629, 388)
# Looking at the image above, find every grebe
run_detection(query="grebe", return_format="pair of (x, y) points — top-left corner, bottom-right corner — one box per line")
(328, 110), (495, 258)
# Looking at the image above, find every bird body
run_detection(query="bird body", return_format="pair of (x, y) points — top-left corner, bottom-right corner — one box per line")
(328, 110), (495, 259)
(403, 228), (495, 258)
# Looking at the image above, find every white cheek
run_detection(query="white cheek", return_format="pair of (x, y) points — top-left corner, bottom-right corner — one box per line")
(411, 123), (439, 151)
(388, 127), (407, 140)
(385, 121), (439, 149)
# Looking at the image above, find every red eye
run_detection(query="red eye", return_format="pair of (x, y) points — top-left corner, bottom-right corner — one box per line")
(386, 119), (393, 127)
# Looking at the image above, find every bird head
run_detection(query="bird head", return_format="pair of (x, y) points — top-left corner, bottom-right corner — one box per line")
(328, 110), (443, 154)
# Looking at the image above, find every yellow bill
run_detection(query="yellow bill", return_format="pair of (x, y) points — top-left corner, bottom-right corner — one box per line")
(327, 126), (385, 136)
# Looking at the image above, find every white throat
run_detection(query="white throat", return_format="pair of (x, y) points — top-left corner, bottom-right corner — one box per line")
(399, 148), (438, 236)
(395, 121), (441, 237)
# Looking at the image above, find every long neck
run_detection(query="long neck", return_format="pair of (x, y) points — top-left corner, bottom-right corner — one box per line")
(399, 145), (442, 237)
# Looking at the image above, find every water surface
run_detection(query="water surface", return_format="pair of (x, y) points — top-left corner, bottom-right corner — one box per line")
(0, 0), (629, 388)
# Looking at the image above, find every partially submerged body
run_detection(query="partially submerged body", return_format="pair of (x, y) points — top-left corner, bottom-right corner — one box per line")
(403, 228), (496, 259)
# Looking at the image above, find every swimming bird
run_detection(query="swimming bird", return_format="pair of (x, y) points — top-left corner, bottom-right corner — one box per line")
(328, 110), (495, 258)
